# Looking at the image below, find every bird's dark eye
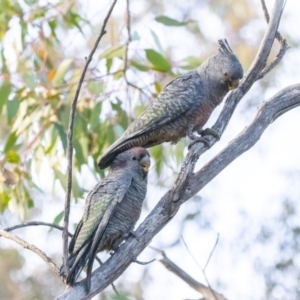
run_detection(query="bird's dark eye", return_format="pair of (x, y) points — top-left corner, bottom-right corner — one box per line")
(224, 72), (228, 77)
(132, 156), (137, 160)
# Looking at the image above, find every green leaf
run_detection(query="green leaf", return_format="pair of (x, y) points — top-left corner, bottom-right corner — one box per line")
(111, 293), (131, 300)
(111, 98), (128, 129)
(7, 97), (19, 123)
(87, 81), (103, 95)
(145, 49), (171, 72)
(23, 73), (35, 90)
(27, 198), (34, 208)
(4, 131), (18, 153)
(150, 144), (164, 173)
(106, 58), (113, 73)
(45, 127), (57, 154)
(90, 102), (102, 130)
(100, 46), (125, 60)
(130, 60), (149, 72)
(53, 122), (67, 151)
(48, 20), (57, 38)
(150, 30), (164, 53)
(180, 56), (202, 70)
(72, 175), (84, 200)
(6, 150), (20, 163)
(53, 211), (64, 225)
(0, 192), (10, 212)
(73, 139), (85, 169)
(52, 59), (73, 84)
(0, 82), (11, 115)
(64, 11), (84, 34)
(53, 169), (67, 190)
(24, 0), (37, 6)
(155, 15), (188, 26)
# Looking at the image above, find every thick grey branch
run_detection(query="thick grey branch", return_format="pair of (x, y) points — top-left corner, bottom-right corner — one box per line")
(187, 84), (300, 198)
(170, 0), (286, 206)
(0, 229), (61, 278)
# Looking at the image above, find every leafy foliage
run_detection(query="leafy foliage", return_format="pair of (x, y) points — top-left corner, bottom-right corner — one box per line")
(0, 0), (201, 220)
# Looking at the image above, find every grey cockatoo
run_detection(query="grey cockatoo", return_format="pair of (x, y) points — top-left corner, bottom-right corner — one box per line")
(61, 147), (150, 292)
(98, 39), (243, 169)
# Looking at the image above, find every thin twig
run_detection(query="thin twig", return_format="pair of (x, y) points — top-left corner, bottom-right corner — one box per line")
(62, 0), (118, 277)
(258, 0), (290, 79)
(261, 0), (285, 42)
(203, 233), (219, 271)
(123, 0), (131, 76)
(3, 221), (73, 238)
(181, 236), (219, 300)
(151, 247), (227, 300)
(123, 0), (149, 99)
(0, 229), (61, 279)
(55, 70), (123, 90)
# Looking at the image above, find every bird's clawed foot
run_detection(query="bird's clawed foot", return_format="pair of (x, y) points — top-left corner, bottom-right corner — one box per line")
(133, 258), (156, 265)
(188, 137), (210, 149)
(199, 127), (220, 140)
(188, 127), (221, 149)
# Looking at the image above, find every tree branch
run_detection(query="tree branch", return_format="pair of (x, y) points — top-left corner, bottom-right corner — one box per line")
(56, 82), (300, 299)
(153, 248), (227, 300)
(123, 0), (149, 98)
(57, 0), (294, 298)
(257, 0), (290, 79)
(3, 221), (73, 237)
(181, 236), (221, 300)
(62, 0), (118, 276)
(0, 229), (61, 278)
(169, 0), (287, 207)
(187, 84), (300, 197)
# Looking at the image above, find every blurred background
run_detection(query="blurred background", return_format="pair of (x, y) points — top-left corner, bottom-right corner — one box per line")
(0, 0), (300, 299)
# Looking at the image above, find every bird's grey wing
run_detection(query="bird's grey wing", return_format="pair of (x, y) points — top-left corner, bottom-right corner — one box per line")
(102, 72), (203, 152)
(68, 219), (83, 255)
(66, 176), (132, 289)
(70, 181), (108, 255)
(85, 176), (132, 292)
(98, 71), (204, 169)
(127, 71), (203, 137)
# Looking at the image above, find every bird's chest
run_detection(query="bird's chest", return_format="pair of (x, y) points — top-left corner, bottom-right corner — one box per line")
(107, 180), (146, 233)
(99, 180), (146, 251)
(190, 98), (215, 131)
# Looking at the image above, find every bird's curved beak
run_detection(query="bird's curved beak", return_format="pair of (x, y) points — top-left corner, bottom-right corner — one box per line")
(228, 79), (240, 90)
(140, 155), (151, 173)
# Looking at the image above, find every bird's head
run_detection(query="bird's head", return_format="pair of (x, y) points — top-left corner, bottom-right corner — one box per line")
(206, 39), (243, 91)
(111, 147), (151, 177)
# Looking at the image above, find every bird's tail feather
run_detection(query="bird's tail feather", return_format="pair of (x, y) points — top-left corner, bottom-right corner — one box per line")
(98, 137), (135, 169)
(64, 243), (90, 286)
